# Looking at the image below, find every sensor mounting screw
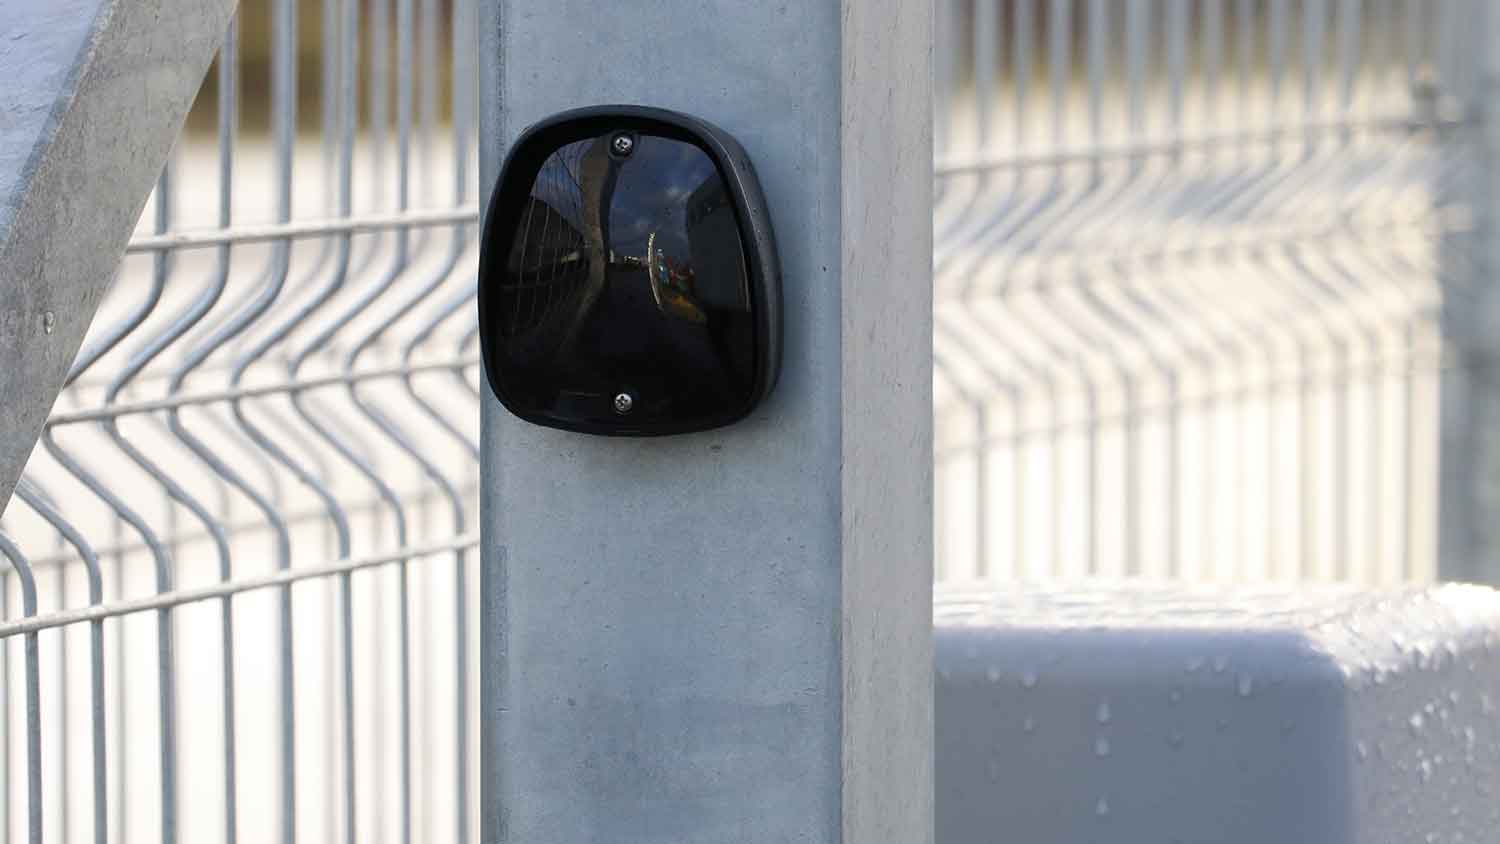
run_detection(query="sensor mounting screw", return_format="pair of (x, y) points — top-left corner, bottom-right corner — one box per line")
(614, 392), (635, 414)
(611, 133), (635, 156)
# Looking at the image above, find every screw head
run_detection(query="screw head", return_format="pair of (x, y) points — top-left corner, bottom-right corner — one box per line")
(613, 392), (635, 414)
(611, 133), (635, 156)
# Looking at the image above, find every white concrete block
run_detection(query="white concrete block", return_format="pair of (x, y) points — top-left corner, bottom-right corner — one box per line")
(936, 584), (1500, 844)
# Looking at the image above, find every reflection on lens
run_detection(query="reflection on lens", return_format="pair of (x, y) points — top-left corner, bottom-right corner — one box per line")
(493, 132), (758, 430)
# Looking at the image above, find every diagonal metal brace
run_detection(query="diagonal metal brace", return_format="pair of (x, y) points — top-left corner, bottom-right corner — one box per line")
(0, 0), (237, 512)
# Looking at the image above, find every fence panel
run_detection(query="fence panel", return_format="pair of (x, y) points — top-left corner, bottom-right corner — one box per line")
(933, 0), (1483, 587)
(0, 0), (479, 841)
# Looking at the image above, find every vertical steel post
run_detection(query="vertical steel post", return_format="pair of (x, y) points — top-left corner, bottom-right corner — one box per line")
(1440, 0), (1500, 584)
(478, 1), (933, 841)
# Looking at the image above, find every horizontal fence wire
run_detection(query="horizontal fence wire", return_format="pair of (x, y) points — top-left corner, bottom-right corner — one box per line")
(0, 1), (1490, 843)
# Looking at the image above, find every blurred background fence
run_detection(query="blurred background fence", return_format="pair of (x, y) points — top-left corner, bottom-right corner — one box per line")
(0, 0), (1493, 842)
(2, 1), (479, 841)
(933, 0), (1484, 588)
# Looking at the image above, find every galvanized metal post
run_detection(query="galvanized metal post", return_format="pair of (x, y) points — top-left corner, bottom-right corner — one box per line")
(0, 0), (236, 511)
(1440, 0), (1500, 585)
(478, 2), (933, 842)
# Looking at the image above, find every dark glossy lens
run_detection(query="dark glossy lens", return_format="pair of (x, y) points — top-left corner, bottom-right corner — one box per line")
(492, 132), (757, 431)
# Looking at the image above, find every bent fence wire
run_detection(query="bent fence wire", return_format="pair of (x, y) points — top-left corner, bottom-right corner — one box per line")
(0, 0), (1486, 842)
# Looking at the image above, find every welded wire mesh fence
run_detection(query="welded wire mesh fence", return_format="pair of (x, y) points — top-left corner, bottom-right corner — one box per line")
(0, 0), (478, 841)
(0, 1), (1490, 842)
(933, 0), (1482, 587)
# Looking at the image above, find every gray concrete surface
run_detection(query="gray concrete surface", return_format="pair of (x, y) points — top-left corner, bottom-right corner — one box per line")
(936, 584), (1500, 843)
(479, 1), (933, 841)
(0, 0), (234, 511)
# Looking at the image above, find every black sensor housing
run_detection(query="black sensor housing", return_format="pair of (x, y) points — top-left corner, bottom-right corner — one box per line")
(479, 106), (781, 436)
